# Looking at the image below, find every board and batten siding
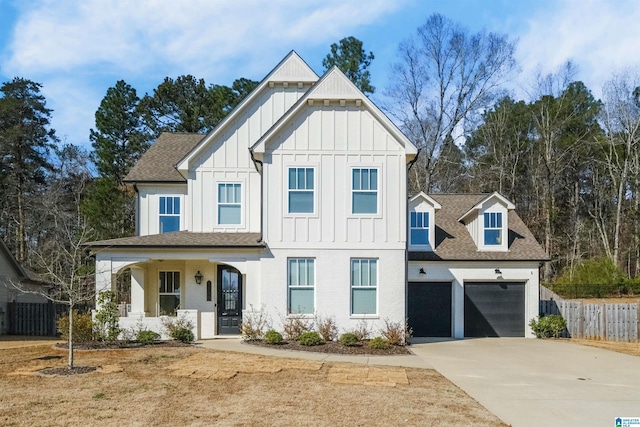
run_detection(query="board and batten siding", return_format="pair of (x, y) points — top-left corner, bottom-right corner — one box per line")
(188, 84), (310, 233)
(137, 184), (188, 236)
(263, 104), (407, 249)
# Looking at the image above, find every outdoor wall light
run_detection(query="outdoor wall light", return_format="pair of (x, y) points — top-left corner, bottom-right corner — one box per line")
(419, 267), (426, 275)
(495, 268), (502, 275)
(194, 271), (203, 285)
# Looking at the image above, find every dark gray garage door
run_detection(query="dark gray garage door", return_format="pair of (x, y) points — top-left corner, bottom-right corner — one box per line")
(408, 282), (452, 337)
(464, 282), (525, 337)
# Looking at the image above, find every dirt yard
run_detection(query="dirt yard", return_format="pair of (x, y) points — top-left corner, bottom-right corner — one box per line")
(0, 344), (505, 426)
(570, 338), (640, 357)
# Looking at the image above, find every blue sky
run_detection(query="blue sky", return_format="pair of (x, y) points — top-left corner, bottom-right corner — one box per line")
(1, 0), (639, 150)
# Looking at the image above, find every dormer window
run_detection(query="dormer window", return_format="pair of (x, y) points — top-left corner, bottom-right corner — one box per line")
(484, 212), (502, 245)
(159, 196), (180, 233)
(410, 212), (429, 245)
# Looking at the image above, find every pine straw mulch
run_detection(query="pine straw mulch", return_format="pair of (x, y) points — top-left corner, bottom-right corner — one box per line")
(246, 339), (412, 355)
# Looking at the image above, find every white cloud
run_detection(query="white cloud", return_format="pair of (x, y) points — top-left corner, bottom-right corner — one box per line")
(514, 0), (640, 99)
(3, 0), (404, 79)
(1, 0), (407, 148)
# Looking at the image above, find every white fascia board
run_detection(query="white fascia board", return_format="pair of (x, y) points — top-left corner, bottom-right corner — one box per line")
(176, 51), (319, 172)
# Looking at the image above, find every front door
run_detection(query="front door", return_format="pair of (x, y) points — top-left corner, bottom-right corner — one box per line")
(217, 265), (242, 335)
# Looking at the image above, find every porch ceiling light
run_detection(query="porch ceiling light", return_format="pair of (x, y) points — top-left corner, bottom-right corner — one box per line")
(419, 267), (426, 275)
(194, 271), (203, 285)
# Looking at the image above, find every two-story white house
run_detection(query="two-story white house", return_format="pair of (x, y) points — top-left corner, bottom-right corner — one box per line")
(87, 52), (547, 340)
(88, 52), (417, 338)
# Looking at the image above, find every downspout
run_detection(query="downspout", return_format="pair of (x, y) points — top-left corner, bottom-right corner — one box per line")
(249, 148), (264, 243)
(133, 183), (140, 236)
(404, 148), (420, 341)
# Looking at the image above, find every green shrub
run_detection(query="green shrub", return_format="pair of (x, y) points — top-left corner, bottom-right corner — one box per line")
(339, 333), (359, 346)
(136, 330), (160, 345)
(368, 337), (391, 350)
(57, 310), (93, 343)
(298, 331), (323, 346)
(264, 330), (283, 345)
(171, 327), (195, 343)
(529, 315), (566, 338)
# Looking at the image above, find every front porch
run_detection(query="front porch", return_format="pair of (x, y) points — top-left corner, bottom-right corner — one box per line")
(99, 258), (258, 339)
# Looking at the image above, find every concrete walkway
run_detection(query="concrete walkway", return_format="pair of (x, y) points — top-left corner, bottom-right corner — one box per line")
(196, 338), (430, 369)
(198, 337), (640, 427)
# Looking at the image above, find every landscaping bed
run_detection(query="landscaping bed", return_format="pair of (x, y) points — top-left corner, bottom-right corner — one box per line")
(245, 339), (412, 355)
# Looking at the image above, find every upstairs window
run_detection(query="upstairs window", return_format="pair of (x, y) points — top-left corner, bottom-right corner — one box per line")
(218, 183), (242, 225)
(288, 167), (314, 213)
(484, 212), (502, 245)
(410, 212), (429, 245)
(159, 196), (180, 233)
(288, 258), (315, 314)
(352, 168), (378, 214)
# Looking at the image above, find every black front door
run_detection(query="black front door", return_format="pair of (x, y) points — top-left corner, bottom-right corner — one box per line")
(217, 266), (242, 335)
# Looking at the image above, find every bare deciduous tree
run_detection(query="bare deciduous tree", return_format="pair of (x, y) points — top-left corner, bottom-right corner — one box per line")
(386, 13), (517, 192)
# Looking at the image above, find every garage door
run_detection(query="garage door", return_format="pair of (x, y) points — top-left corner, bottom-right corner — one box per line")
(464, 282), (525, 337)
(408, 282), (452, 337)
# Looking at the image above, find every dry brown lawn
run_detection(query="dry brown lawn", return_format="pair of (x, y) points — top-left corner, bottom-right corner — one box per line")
(570, 338), (640, 357)
(0, 344), (505, 427)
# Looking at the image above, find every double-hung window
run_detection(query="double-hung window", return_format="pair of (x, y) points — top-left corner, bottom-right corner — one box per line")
(288, 258), (315, 314)
(351, 259), (377, 315)
(218, 183), (242, 225)
(484, 212), (502, 245)
(159, 271), (180, 315)
(352, 168), (378, 214)
(410, 212), (429, 245)
(288, 167), (314, 213)
(159, 196), (180, 233)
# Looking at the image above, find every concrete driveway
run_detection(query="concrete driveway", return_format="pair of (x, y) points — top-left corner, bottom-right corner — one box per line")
(411, 338), (640, 427)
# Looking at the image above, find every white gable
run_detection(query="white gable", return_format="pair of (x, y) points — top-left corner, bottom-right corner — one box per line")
(176, 51), (318, 172)
(458, 191), (515, 224)
(251, 67), (418, 156)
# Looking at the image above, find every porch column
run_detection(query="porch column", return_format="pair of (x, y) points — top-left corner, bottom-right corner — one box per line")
(130, 267), (146, 316)
(95, 259), (113, 311)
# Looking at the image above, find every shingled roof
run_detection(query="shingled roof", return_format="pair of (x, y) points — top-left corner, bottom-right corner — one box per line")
(409, 194), (548, 261)
(124, 133), (204, 183)
(85, 231), (264, 249)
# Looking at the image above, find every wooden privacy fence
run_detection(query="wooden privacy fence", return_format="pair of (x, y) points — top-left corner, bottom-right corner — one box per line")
(6, 302), (92, 336)
(540, 300), (640, 341)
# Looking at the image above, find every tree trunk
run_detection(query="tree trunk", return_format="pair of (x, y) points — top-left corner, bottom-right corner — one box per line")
(68, 305), (74, 369)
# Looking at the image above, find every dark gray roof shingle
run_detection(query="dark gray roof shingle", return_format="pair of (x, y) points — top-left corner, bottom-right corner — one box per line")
(410, 194), (549, 261)
(124, 133), (204, 183)
(86, 231), (264, 249)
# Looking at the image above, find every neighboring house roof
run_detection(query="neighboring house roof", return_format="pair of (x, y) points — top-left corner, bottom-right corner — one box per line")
(0, 239), (29, 280)
(85, 231), (264, 249)
(250, 66), (418, 157)
(123, 133), (204, 183)
(0, 239), (48, 285)
(409, 194), (549, 261)
(176, 50), (319, 172)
